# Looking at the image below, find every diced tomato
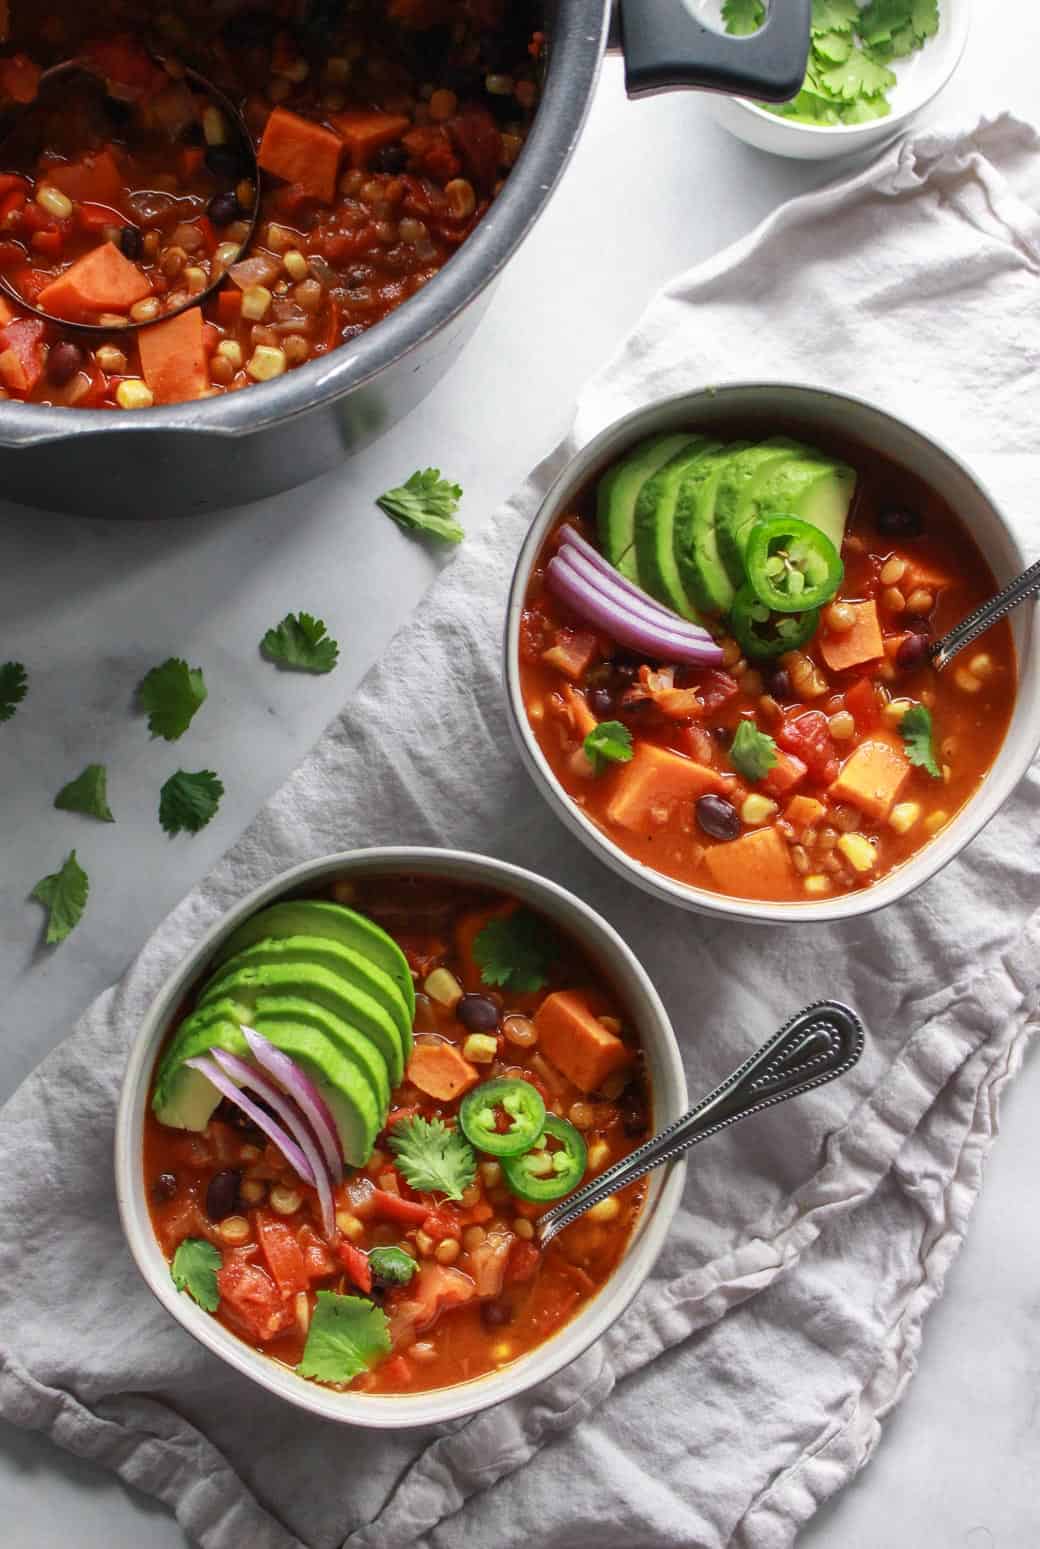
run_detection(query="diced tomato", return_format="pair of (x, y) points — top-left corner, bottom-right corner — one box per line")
(30, 226), (64, 258)
(84, 35), (162, 93)
(385, 1105), (419, 1130)
(762, 748), (807, 799)
(381, 1354), (412, 1385)
(449, 109), (502, 190)
(423, 1207), (462, 1241)
(0, 175), (29, 200)
(386, 1263), (477, 1347)
(0, 188), (25, 226)
(337, 1239), (373, 1293)
(297, 1223), (337, 1282)
(216, 288), (242, 326)
(179, 145), (206, 181)
(845, 676), (880, 732)
(505, 1239), (541, 1285)
(0, 53), (41, 105)
(695, 669), (740, 715)
(778, 710), (839, 784)
(0, 240), (24, 269)
(76, 202), (122, 234)
(216, 1257), (294, 1342)
(256, 1216), (309, 1298)
(365, 1185), (428, 1226)
(542, 627), (599, 682)
(10, 265), (50, 302)
(0, 315), (45, 393)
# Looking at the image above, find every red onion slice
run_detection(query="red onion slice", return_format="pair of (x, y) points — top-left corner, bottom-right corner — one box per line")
(558, 525), (715, 639)
(242, 1025), (343, 1183)
(546, 555), (725, 666)
(205, 1047), (337, 1240)
(560, 544), (715, 641)
(185, 1056), (315, 1183)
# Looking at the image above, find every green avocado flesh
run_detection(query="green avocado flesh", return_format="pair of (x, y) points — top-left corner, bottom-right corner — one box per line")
(674, 440), (751, 616)
(216, 899), (414, 1026)
(750, 456), (857, 555)
(714, 440), (806, 587)
(634, 437), (718, 621)
(596, 432), (696, 583)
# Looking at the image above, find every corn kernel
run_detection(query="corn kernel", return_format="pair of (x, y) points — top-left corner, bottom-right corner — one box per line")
(969, 652), (994, 680)
(587, 1196), (620, 1223)
(239, 1178), (266, 1205)
(415, 1230), (434, 1257)
(279, 56), (310, 83)
(568, 1101), (595, 1130)
(803, 874), (832, 896)
(825, 601), (856, 634)
(462, 1225), (486, 1251)
(880, 556), (907, 586)
(479, 1161), (502, 1187)
(882, 697), (915, 728)
(217, 339), (243, 368)
(463, 1033), (497, 1064)
(513, 1216), (534, 1240)
(424, 967), (463, 1007)
(429, 88), (458, 121)
(882, 586), (905, 613)
(492, 1342), (514, 1363)
(828, 710), (856, 741)
(270, 1185), (302, 1215)
(184, 265), (208, 294)
(837, 832), (878, 873)
(217, 1214), (251, 1244)
(435, 1237), (460, 1265)
(95, 345), (127, 374)
(246, 344), (287, 381)
(889, 801), (921, 835)
(588, 1139), (611, 1171)
(115, 379), (154, 410)
(215, 240), (241, 269)
(954, 667), (982, 694)
(336, 1210), (364, 1242)
(741, 792), (778, 827)
(283, 249), (310, 281)
(241, 284), (272, 321)
(129, 296), (161, 324)
(444, 177), (476, 219)
(202, 105), (226, 145)
(924, 810), (949, 835)
(36, 184), (73, 219)
(905, 588), (935, 617)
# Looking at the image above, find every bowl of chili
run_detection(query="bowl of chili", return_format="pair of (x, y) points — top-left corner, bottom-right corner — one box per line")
(505, 382), (1040, 922)
(115, 847), (688, 1426)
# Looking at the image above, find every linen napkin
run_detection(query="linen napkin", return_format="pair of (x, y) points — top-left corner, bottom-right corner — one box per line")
(2, 113), (1039, 1549)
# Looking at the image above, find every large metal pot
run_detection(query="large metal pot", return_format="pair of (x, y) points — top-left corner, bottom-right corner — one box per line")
(0, 2), (809, 517)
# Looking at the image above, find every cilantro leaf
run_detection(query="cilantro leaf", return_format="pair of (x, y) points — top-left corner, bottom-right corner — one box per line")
(729, 720), (779, 783)
(159, 769), (224, 835)
(900, 704), (942, 779)
(813, 30), (853, 64)
(473, 908), (558, 993)
(139, 658), (207, 742)
(54, 764), (115, 822)
(376, 468), (464, 544)
(0, 661), (27, 723)
(820, 49), (897, 100)
(261, 612), (339, 674)
(171, 1238), (222, 1313)
(721, 0), (764, 35)
(811, 0), (859, 34)
(30, 850), (89, 944)
(297, 1291), (391, 1385)
(368, 1245), (418, 1288)
(583, 719), (634, 775)
(387, 1115), (477, 1201)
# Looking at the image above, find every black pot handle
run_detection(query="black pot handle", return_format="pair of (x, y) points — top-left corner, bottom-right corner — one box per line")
(619, 0), (811, 104)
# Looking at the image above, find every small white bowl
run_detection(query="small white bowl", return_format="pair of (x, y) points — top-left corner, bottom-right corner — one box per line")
(699, 0), (971, 161)
(115, 847), (688, 1428)
(504, 382), (1040, 925)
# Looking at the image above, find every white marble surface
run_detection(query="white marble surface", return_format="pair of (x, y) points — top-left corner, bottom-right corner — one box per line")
(2, 20), (1038, 1548)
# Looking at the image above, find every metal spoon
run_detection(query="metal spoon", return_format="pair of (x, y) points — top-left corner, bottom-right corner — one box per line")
(536, 1000), (864, 1248)
(929, 557), (1040, 671)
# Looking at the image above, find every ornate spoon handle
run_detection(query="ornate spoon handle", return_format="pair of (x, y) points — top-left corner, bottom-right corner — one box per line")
(932, 556), (1040, 671)
(536, 1000), (865, 1248)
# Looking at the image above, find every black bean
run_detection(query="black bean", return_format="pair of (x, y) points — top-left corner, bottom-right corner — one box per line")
(711, 724), (733, 746)
(588, 687), (613, 716)
(207, 191), (241, 227)
(103, 95), (134, 130)
(767, 667), (792, 700)
(47, 341), (85, 386)
(621, 1100), (648, 1137)
(206, 1168), (242, 1222)
(205, 146), (243, 181)
(696, 794), (741, 842)
(877, 507), (923, 539)
(481, 1299), (514, 1328)
(119, 225), (143, 260)
(373, 143), (408, 174)
(153, 1172), (178, 1202)
(896, 632), (932, 670)
(457, 993), (500, 1034)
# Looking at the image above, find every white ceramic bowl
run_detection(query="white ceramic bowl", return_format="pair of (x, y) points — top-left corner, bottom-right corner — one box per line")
(698, 0), (970, 161)
(115, 847), (688, 1427)
(504, 382), (1040, 925)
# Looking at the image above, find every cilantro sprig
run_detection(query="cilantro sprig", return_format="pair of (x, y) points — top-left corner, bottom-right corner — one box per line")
(473, 908), (558, 993)
(900, 704), (942, 779)
(159, 769), (224, 836)
(171, 1238), (222, 1313)
(297, 1291), (391, 1385)
(0, 661), (27, 723)
(54, 764), (115, 822)
(583, 720), (633, 775)
(387, 1115), (477, 1202)
(139, 658), (207, 742)
(721, 0), (765, 35)
(261, 612), (340, 675)
(31, 850), (89, 945)
(376, 468), (464, 544)
(729, 721), (778, 784)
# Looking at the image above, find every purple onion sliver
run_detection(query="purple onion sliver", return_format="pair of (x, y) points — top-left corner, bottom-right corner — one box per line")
(546, 555), (725, 666)
(185, 1056), (314, 1184)
(242, 1025), (344, 1182)
(561, 544), (714, 642)
(558, 525), (714, 638)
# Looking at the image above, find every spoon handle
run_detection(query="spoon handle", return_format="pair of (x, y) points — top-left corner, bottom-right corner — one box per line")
(932, 555), (1040, 671)
(536, 1000), (864, 1247)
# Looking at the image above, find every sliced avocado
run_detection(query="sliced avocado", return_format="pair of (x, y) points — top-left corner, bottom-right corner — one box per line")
(215, 900), (415, 1028)
(210, 933), (411, 1055)
(596, 432), (697, 583)
(750, 455), (857, 553)
(715, 439), (806, 586)
(674, 440), (752, 616)
(633, 436), (716, 621)
(152, 1013), (380, 1166)
(251, 993), (391, 1112)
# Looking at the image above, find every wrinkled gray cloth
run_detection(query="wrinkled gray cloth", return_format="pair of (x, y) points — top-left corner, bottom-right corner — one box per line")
(2, 115), (1039, 1549)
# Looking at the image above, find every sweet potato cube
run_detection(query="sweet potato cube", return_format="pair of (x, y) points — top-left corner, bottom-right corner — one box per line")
(702, 826), (793, 901)
(819, 601), (884, 674)
(138, 306), (208, 404)
(0, 294), (13, 326)
(535, 991), (632, 1094)
(828, 735), (911, 821)
(406, 1040), (480, 1102)
(784, 794), (826, 831)
(36, 241), (150, 320)
(258, 108), (343, 203)
(48, 149), (123, 207)
(606, 744), (724, 835)
(332, 111), (411, 171)
(762, 749), (807, 799)
(541, 629), (598, 681)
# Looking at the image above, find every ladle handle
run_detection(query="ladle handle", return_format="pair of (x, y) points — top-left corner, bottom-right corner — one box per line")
(537, 1000), (865, 1247)
(932, 555), (1040, 670)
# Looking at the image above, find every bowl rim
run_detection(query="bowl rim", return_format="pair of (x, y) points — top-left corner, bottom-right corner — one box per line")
(724, 0), (971, 141)
(115, 845), (689, 1428)
(503, 379), (1040, 925)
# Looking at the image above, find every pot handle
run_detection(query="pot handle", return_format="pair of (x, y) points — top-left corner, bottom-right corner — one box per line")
(619, 0), (811, 103)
